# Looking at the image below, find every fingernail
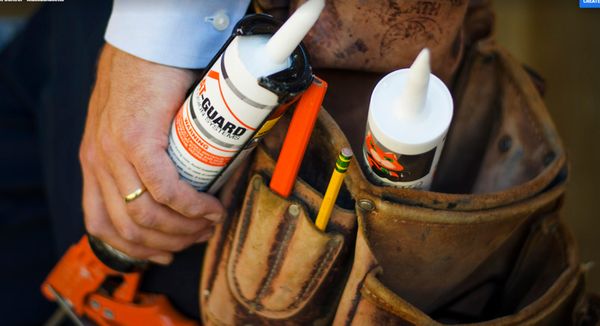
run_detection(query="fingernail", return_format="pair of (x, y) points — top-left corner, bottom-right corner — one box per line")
(196, 231), (214, 243)
(205, 213), (223, 223)
(148, 255), (173, 265)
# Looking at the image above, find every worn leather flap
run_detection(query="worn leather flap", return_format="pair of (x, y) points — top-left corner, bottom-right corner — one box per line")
(358, 178), (565, 314)
(356, 217), (581, 325)
(227, 174), (345, 319)
(435, 40), (565, 199)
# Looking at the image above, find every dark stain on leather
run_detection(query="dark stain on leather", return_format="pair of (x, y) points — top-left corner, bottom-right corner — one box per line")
(244, 204), (298, 305)
(290, 238), (343, 310)
(344, 273), (370, 326)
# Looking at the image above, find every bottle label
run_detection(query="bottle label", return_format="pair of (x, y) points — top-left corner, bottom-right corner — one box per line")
(362, 127), (437, 189)
(167, 55), (276, 191)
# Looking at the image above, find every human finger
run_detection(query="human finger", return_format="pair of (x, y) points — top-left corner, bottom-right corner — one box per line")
(103, 148), (215, 235)
(93, 164), (210, 252)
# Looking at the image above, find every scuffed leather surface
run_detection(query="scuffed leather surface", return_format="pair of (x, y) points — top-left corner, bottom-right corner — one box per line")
(227, 175), (344, 319)
(331, 180), (582, 324)
(333, 215), (582, 325)
(257, 0), (469, 82)
(290, 0), (468, 82)
(197, 1), (582, 324)
(199, 40), (580, 323)
(325, 41), (579, 325)
(334, 220), (582, 325)
(200, 155), (356, 324)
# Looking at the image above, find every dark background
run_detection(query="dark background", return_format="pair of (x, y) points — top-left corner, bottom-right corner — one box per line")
(494, 0), (600, 293)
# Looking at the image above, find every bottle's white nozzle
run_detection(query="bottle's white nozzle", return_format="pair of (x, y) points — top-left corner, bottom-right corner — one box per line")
(265, 0), (325, 64)
(396, 48), (431, 119)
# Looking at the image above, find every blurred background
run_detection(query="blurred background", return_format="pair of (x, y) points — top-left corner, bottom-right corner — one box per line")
(0, 0), (598, 303)
(494, 0), (600, 293)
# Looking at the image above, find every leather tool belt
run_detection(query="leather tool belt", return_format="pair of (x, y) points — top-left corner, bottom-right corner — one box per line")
(198, 0), (594, 324)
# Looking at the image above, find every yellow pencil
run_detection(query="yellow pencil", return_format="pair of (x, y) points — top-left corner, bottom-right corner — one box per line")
(315, 147), (353, 231)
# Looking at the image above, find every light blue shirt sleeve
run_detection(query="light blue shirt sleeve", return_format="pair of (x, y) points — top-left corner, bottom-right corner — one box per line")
(105, 0), (251, 69)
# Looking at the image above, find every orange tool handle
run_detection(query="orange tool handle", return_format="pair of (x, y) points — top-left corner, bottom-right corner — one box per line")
(270, 76), (328, 198)
(42, 236), (141, 315)
(42, 235), (198, 325)
(85, 293), (197, 326)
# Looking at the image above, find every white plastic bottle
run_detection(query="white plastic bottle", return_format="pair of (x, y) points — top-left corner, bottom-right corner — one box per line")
(168, 0), (324, 193)
(362, 49), (453, 190)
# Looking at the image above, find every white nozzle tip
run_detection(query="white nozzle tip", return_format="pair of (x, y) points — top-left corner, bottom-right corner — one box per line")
(265, 0), (325, 64)
(410, 48), (431, 76)
(396, 48), (432, 119)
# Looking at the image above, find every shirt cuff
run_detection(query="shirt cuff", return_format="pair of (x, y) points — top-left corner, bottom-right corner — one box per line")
(105, 0), (250, 69)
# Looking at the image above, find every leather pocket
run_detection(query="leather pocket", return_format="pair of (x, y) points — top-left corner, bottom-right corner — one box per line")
(333, 209), (582, 326)
(201, 172), (356, 325)
(228, 174), (345, 319)
(200, 33), (578, 325)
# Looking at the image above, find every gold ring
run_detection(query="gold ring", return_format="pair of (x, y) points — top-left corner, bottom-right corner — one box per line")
(124, 187), (146, 203)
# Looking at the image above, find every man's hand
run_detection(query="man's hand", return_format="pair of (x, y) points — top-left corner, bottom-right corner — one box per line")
(80, 44), (224, 265)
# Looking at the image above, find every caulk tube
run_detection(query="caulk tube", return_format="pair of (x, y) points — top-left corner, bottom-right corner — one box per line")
(168, 0), (323, 194)
(88, 4), (321, 273)
(362, 49), (453, 190)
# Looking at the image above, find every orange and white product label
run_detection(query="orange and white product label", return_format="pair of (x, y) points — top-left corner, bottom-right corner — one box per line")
(167, 56), (277, 191)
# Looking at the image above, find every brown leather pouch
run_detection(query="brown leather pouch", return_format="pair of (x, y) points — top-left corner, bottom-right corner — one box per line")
(199, 1), (583, 324)
(327, 39), (583, 324)
(199, 39), (584, 325)
(200, 148), (357, 324)
(334, 213), (583, 325)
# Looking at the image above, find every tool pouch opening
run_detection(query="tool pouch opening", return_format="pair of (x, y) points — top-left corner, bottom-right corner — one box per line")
(200, 38), (584, 325)
(200, 141), (357, 324)
(199, 1), (584, 323)
(327, 39), (584, 325)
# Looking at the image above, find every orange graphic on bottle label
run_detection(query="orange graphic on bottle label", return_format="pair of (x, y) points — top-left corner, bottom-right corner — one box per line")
(365, 132), (404, 178)
(198, 79), (206, 95)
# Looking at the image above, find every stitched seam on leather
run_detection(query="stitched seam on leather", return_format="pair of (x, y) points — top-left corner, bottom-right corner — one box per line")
(288, 238), (341, 311)
(206, 178), (254, 292)
(229, 193), (298, 312)
(227, 178), (266, 310)
(227, 178), (260, 297)
(253, 209), (297, 304)
(205, 188), (250, 293)
(235, 185), (257, 254)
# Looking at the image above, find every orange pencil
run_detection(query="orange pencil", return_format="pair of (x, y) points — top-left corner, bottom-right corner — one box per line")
(270, 77), (328, 198)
